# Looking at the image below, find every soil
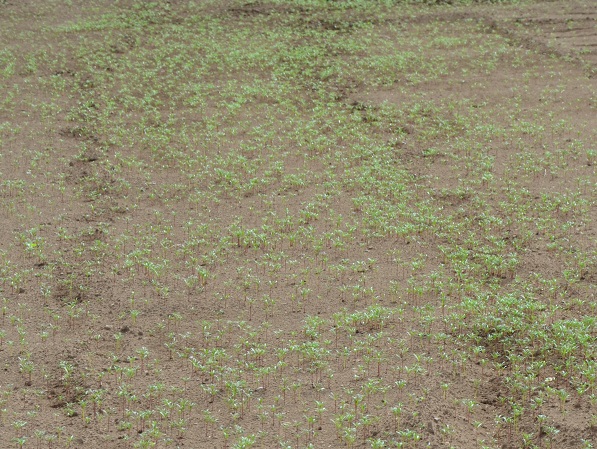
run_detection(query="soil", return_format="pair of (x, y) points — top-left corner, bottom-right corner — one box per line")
(0, 1), (595, 448)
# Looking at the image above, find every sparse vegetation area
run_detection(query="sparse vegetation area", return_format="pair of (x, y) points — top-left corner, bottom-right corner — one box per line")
(0, 0), (595, 448)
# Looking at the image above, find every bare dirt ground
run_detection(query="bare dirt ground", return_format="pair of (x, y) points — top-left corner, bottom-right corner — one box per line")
(496, 0), (597, 67)
(0, 1), (595, 448)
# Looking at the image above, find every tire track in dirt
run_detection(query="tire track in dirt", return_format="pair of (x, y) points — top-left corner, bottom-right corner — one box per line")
(489, 0), (597, 76)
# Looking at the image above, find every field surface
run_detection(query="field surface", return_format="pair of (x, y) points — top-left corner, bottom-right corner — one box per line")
(0, 1), (595, 448)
